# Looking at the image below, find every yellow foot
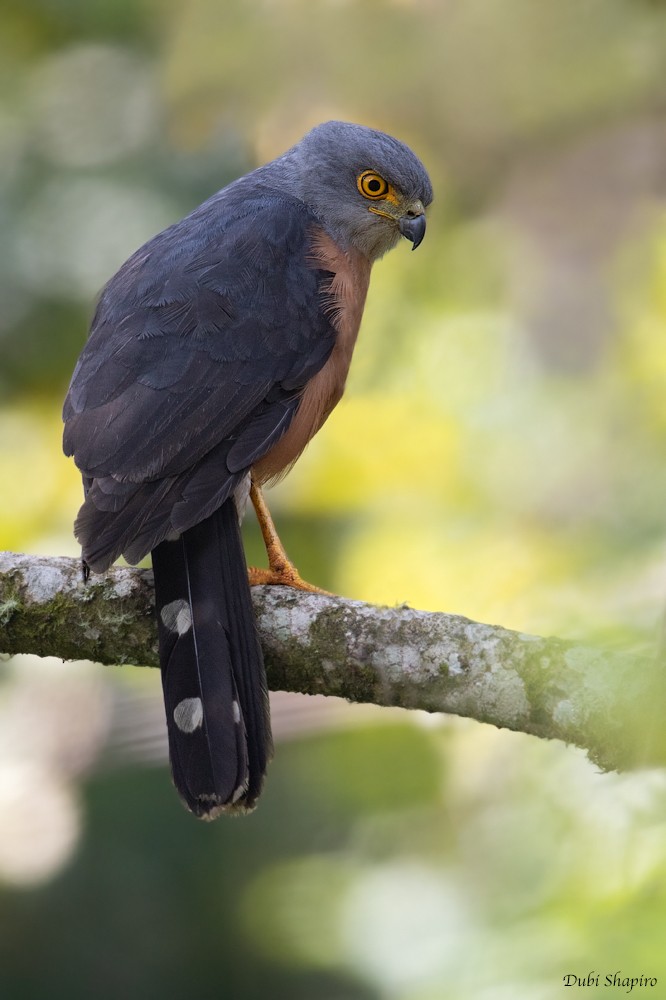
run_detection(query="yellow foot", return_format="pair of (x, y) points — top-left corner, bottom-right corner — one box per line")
(247, 562), (330, 594)
(248, 480), (331, 595)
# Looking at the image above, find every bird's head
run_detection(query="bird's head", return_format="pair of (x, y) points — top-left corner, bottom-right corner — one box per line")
(271, 121), (433, 261)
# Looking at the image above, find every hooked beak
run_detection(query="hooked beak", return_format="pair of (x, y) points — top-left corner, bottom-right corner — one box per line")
(399, 211), (426, 250)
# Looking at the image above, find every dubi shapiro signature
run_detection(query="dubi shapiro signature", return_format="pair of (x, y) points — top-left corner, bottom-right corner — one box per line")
(563, 973), (657, 993)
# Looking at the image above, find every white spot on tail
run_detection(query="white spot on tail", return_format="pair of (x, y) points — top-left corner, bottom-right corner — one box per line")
(174, 697), (203, 733)
(160, 599), (192, 635)
(232, 783), (247, 804)
(232, 700), (241, 724)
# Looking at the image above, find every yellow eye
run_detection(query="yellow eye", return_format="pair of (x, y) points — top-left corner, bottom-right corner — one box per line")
(357, 170), (389, 200)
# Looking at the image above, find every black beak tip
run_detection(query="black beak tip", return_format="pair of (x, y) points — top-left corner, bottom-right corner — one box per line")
(399, 213), (426, 250)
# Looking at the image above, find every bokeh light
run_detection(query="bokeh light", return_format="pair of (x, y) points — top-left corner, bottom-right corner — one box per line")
(1, 0), (665, 996)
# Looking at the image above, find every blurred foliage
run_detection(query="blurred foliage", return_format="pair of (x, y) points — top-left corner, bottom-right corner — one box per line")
(1, 0), (666, 997)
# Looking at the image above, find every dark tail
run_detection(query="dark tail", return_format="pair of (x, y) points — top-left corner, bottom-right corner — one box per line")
(151, 498), (272, 818)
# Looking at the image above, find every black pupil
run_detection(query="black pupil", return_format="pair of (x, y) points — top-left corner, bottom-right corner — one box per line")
(367, 177), (382, 193)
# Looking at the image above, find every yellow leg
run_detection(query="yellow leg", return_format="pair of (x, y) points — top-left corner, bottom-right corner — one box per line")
(247, 481), (330, 594)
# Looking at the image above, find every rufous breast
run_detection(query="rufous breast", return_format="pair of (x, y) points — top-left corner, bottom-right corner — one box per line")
(253, 228), (371, 483)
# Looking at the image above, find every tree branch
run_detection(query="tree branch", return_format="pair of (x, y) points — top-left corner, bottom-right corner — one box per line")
(0, 551), (663, 772)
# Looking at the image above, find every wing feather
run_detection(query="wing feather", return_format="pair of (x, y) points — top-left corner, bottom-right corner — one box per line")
(63, 186), (337, 569)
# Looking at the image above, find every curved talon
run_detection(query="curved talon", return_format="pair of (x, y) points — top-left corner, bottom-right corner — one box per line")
(247, 564), (331, 595)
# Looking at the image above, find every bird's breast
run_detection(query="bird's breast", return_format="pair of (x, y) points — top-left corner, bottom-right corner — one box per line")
(253, 228), (371, 483)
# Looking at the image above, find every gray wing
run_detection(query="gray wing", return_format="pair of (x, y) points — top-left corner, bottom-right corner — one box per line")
(63, 186), (337, 571)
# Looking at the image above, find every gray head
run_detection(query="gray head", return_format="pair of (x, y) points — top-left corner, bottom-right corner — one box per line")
(266, 121), (433, 261)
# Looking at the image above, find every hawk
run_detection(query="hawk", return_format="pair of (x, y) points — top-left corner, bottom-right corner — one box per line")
(63, 121), (432, 818)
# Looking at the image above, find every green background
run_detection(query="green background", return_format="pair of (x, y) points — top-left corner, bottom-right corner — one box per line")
(1, 1), (665, 997)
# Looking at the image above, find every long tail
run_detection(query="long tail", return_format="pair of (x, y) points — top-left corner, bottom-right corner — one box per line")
(151, 498), (272, 818)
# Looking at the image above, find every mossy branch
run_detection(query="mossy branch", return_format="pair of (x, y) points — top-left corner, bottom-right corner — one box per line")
(0, 551), (663, 772)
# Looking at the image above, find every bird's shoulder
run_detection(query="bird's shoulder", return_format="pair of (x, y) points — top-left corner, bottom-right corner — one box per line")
(97, 182), (322, 322)
(63, 185), (340, 416)
(62, 181), (347, 481)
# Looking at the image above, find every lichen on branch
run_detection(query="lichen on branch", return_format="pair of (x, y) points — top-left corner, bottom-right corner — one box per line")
(0, 551), (663, 772)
